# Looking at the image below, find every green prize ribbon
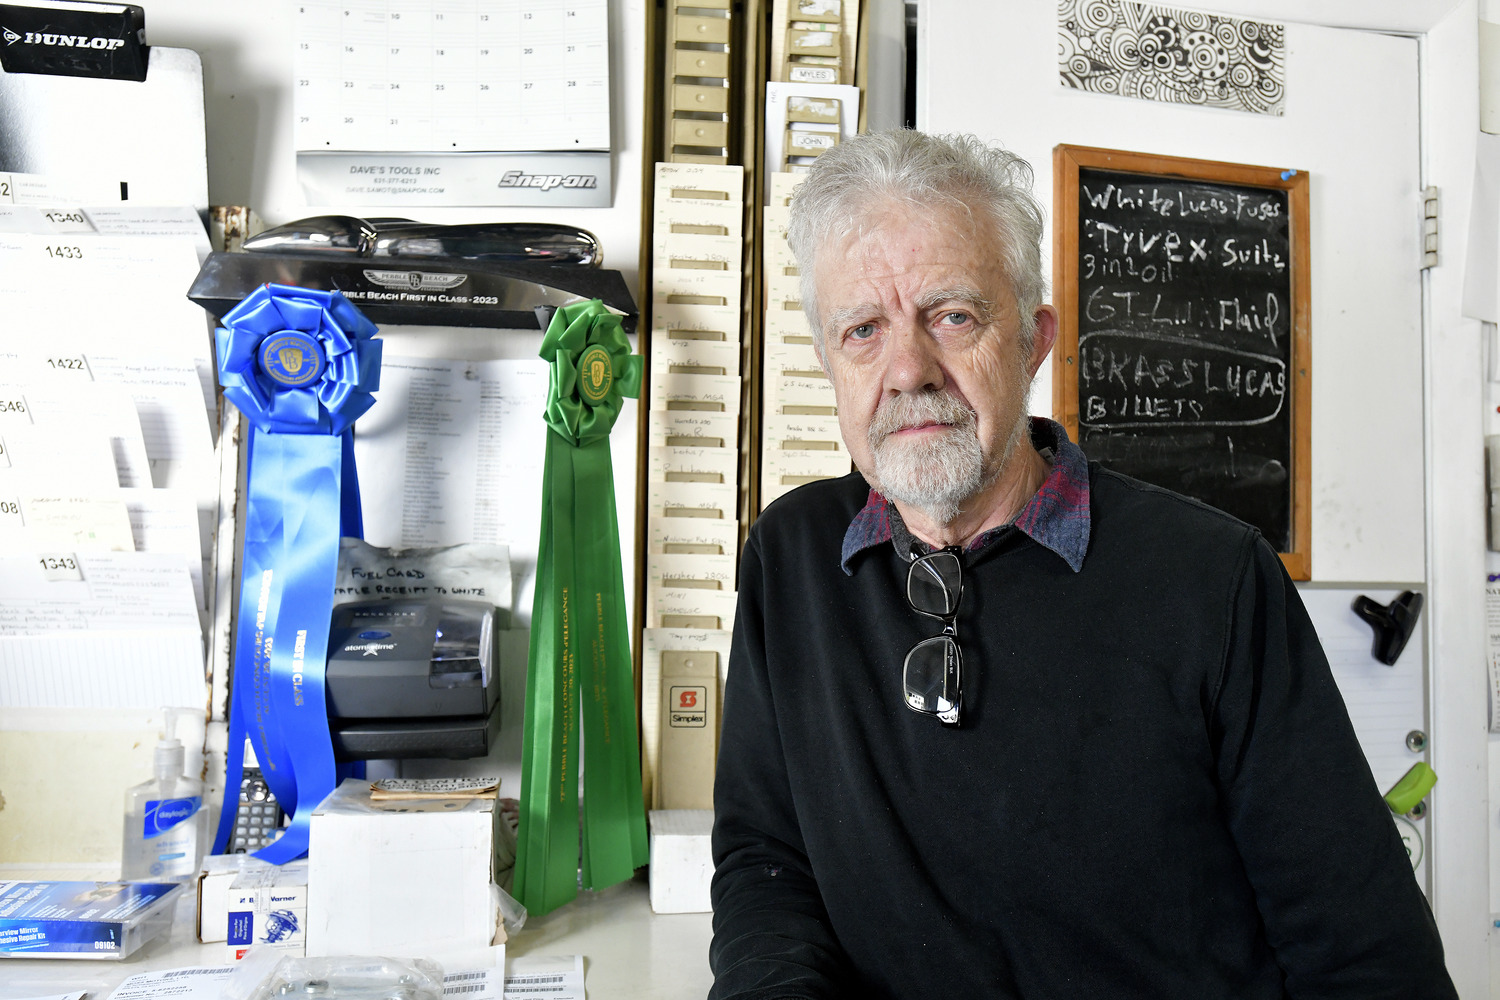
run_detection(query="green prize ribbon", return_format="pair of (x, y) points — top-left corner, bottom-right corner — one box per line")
(515, 299), (649, 915)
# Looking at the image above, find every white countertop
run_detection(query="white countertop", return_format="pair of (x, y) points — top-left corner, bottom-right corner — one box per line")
(0, 873), (713, 1000)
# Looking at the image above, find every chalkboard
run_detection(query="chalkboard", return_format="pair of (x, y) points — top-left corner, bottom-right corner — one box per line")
(1052, 146), (1311, 579)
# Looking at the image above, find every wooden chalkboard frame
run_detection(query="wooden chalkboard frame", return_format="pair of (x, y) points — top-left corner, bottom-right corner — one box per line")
(1052, 144), (1311, 580)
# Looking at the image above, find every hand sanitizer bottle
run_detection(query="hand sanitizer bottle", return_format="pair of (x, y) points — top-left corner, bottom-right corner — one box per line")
(122, 708), (209, 881)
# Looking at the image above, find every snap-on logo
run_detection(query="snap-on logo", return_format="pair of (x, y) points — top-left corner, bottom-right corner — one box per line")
(4, 29), (126, 50)
(498, 171), (598, 192)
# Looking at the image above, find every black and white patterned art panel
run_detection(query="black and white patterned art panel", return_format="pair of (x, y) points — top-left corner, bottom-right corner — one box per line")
(1058, 0), (1285, 116)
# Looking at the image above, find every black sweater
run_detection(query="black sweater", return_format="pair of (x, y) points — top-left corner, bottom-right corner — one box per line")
(710, 467), (1455, 999)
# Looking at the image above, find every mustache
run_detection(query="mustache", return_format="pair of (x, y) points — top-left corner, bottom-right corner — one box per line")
(868, 390), (976, 446)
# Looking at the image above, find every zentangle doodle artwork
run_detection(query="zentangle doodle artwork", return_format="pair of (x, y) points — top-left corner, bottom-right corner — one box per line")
(1058, 0), (1285, 116)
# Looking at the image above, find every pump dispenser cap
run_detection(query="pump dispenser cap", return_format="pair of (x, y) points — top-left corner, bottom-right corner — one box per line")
(154, 707), (187, 780)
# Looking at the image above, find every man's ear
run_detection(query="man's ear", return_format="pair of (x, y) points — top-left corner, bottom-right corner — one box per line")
(1027, 305), (1059, 378)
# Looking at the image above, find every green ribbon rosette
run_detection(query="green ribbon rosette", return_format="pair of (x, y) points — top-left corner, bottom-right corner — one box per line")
(514, 299), (649, 915)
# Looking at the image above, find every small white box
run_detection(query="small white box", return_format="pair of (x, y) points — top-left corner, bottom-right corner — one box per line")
(199, 856), (308, 944)
(649, 809), (714, 913)
(226, 865), (308, 961)
(307, 778), (501, 956)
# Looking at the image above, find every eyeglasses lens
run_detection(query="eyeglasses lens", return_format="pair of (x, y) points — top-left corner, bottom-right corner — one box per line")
(907, 551), (962, 618)
(904, 635), (961, 719)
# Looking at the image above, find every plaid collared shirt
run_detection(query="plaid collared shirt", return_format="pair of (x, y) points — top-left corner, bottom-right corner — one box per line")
(839, 417), (1092, 574)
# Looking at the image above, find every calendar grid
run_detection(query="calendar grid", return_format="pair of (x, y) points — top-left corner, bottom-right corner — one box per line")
(295, 0), (611, 153)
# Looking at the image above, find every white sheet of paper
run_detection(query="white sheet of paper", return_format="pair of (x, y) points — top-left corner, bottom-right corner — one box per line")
(83, 205), (213, 260)
(0, 551), (198, 636)
(0, 379), (153, 488)
(0, 494), (136, 556)
(0, 233), (218, 425)
(0, 204), (209, 258)
(85, 354), (216, 476)
(334, 538), (512, 611)
(122, 487), (208, 611)
(504, 954), (585, 1000)
(0, 423), (120, 492)
(352, 356), (548, 612)
(107, 966), (237, 1000)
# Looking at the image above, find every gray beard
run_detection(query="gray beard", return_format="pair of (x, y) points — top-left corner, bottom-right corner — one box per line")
(867, 389), (1028, 526)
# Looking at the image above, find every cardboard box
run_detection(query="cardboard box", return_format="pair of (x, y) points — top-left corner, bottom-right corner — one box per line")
(306, 778), (501, 956)
(648, 809), (713, 913)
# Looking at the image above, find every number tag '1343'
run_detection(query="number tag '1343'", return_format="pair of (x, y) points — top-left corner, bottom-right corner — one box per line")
(37, 552), (82, 582)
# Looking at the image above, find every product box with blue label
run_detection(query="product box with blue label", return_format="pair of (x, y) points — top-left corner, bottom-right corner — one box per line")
(0, 881), (182, 960)
(226, 863), (307, 961)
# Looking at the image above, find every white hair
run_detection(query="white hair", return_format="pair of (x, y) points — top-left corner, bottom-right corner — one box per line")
(786, 129), (1047, 354)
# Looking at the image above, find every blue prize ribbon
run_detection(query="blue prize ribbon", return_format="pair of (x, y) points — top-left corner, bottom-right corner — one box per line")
(213, 284), (381, 862)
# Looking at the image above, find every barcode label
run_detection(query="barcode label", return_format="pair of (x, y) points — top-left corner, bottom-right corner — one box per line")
(506, 975), (565, 985)
(443, 985), (485, 995)
(445, 973), (489, 983)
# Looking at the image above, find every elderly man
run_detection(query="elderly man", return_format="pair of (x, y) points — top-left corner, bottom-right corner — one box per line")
(709, 131), (1454, 999)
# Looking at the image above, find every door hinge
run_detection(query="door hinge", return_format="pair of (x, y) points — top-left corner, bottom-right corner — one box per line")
(1422, 186), (1440, 269)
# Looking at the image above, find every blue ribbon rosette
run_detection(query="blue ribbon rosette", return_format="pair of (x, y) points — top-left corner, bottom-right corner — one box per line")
(212, 284), (381, 863)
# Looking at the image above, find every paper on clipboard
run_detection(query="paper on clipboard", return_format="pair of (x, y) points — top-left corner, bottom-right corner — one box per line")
(649, 408), (738, 449)
(650, 335), (741, 375)
(651, 372), (742, 414)
(648, 552), (735, 591)
(764, 307), (817, 344)
(653, 232), (742, 272)
(651, 302), (741, 342)
(763, 339), (824, 375)
(647, 480), (737, 520)
(774, 373), (838, 408)
(651, 267), (742, 309)
(649, 514), (740, 555)
(650, 445), (739, 484)
(650, 585), (739, 631)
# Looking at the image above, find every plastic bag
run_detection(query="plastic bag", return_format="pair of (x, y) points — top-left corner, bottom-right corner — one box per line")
(222, 951), (444, 1000)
